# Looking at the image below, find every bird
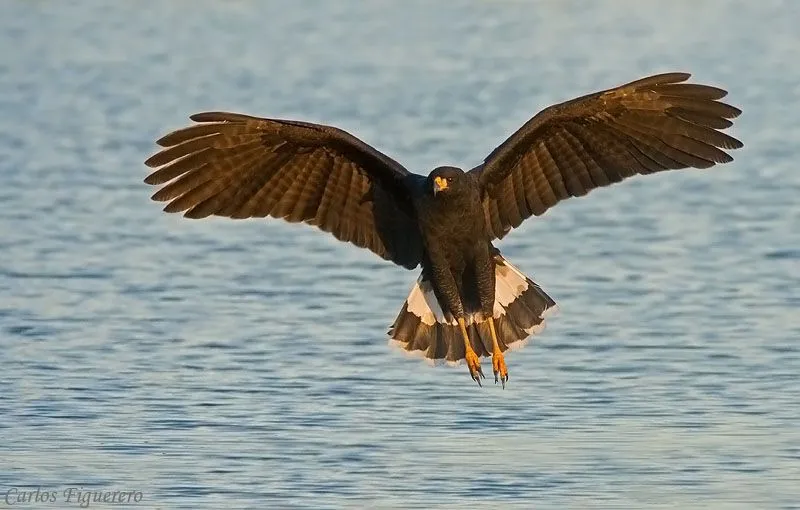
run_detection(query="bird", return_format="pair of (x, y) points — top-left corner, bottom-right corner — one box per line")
(144, 72), (742, 387)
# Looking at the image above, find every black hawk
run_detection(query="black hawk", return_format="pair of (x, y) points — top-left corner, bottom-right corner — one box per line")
(144, 72), (742, 387)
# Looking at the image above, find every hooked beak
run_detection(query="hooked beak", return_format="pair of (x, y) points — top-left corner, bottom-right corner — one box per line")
(433, 176), (448, 194)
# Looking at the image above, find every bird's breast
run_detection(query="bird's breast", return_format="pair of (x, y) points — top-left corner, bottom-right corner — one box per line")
(416, 192), (487, 250)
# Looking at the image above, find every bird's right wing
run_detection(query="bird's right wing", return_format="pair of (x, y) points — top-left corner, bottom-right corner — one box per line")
(469, 73), (743, 239)
(145, 112), (424, 269)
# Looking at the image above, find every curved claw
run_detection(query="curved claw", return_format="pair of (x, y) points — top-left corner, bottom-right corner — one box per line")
(494, 372), (508, 389)
(474, 366), (485, 386)
(465, 350), (484, 386)
(493, 351), (509, 389)
(494, 370), (508, 389)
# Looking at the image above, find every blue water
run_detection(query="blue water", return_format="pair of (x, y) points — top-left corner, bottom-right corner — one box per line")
(1, 1), (798, 508)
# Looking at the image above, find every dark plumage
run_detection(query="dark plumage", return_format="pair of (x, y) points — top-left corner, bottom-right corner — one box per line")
(144, 72), (742, 387)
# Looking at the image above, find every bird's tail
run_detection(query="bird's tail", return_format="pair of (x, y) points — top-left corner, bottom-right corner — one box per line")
(388, 254), (557, 364)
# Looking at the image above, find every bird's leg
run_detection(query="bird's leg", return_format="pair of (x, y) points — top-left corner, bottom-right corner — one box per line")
(458, 317), (484, 386)
(487, 317), (508, 388)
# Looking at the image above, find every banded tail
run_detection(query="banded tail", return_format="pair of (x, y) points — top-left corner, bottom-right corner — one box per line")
(388, 254), (557, 364)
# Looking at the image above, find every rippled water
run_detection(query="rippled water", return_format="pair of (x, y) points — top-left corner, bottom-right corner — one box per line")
(1, 1), (799, 508)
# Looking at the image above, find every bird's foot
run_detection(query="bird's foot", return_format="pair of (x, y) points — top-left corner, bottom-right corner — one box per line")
(465, 349), (484, 386)
(492, 349), (508, 389)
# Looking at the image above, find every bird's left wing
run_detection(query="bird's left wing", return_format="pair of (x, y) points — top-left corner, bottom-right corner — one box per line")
(145, 112), (424, 269)
(469, 73), (743, 239)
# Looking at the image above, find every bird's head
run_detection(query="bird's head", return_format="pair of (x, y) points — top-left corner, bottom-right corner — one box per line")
(428, 166), (466, 197)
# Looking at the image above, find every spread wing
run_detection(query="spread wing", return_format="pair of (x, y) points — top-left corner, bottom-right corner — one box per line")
(470, 73), (743, 239)
(144, 112), (424, 269)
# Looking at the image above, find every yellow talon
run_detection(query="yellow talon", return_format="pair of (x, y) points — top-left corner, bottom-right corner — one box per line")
(458, 317), (484, 385)
(488, 317), (508, 388)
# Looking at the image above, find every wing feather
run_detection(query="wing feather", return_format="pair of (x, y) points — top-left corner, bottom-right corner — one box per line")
(471, 73), (742, 239)
(145, 113), (424, 269)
